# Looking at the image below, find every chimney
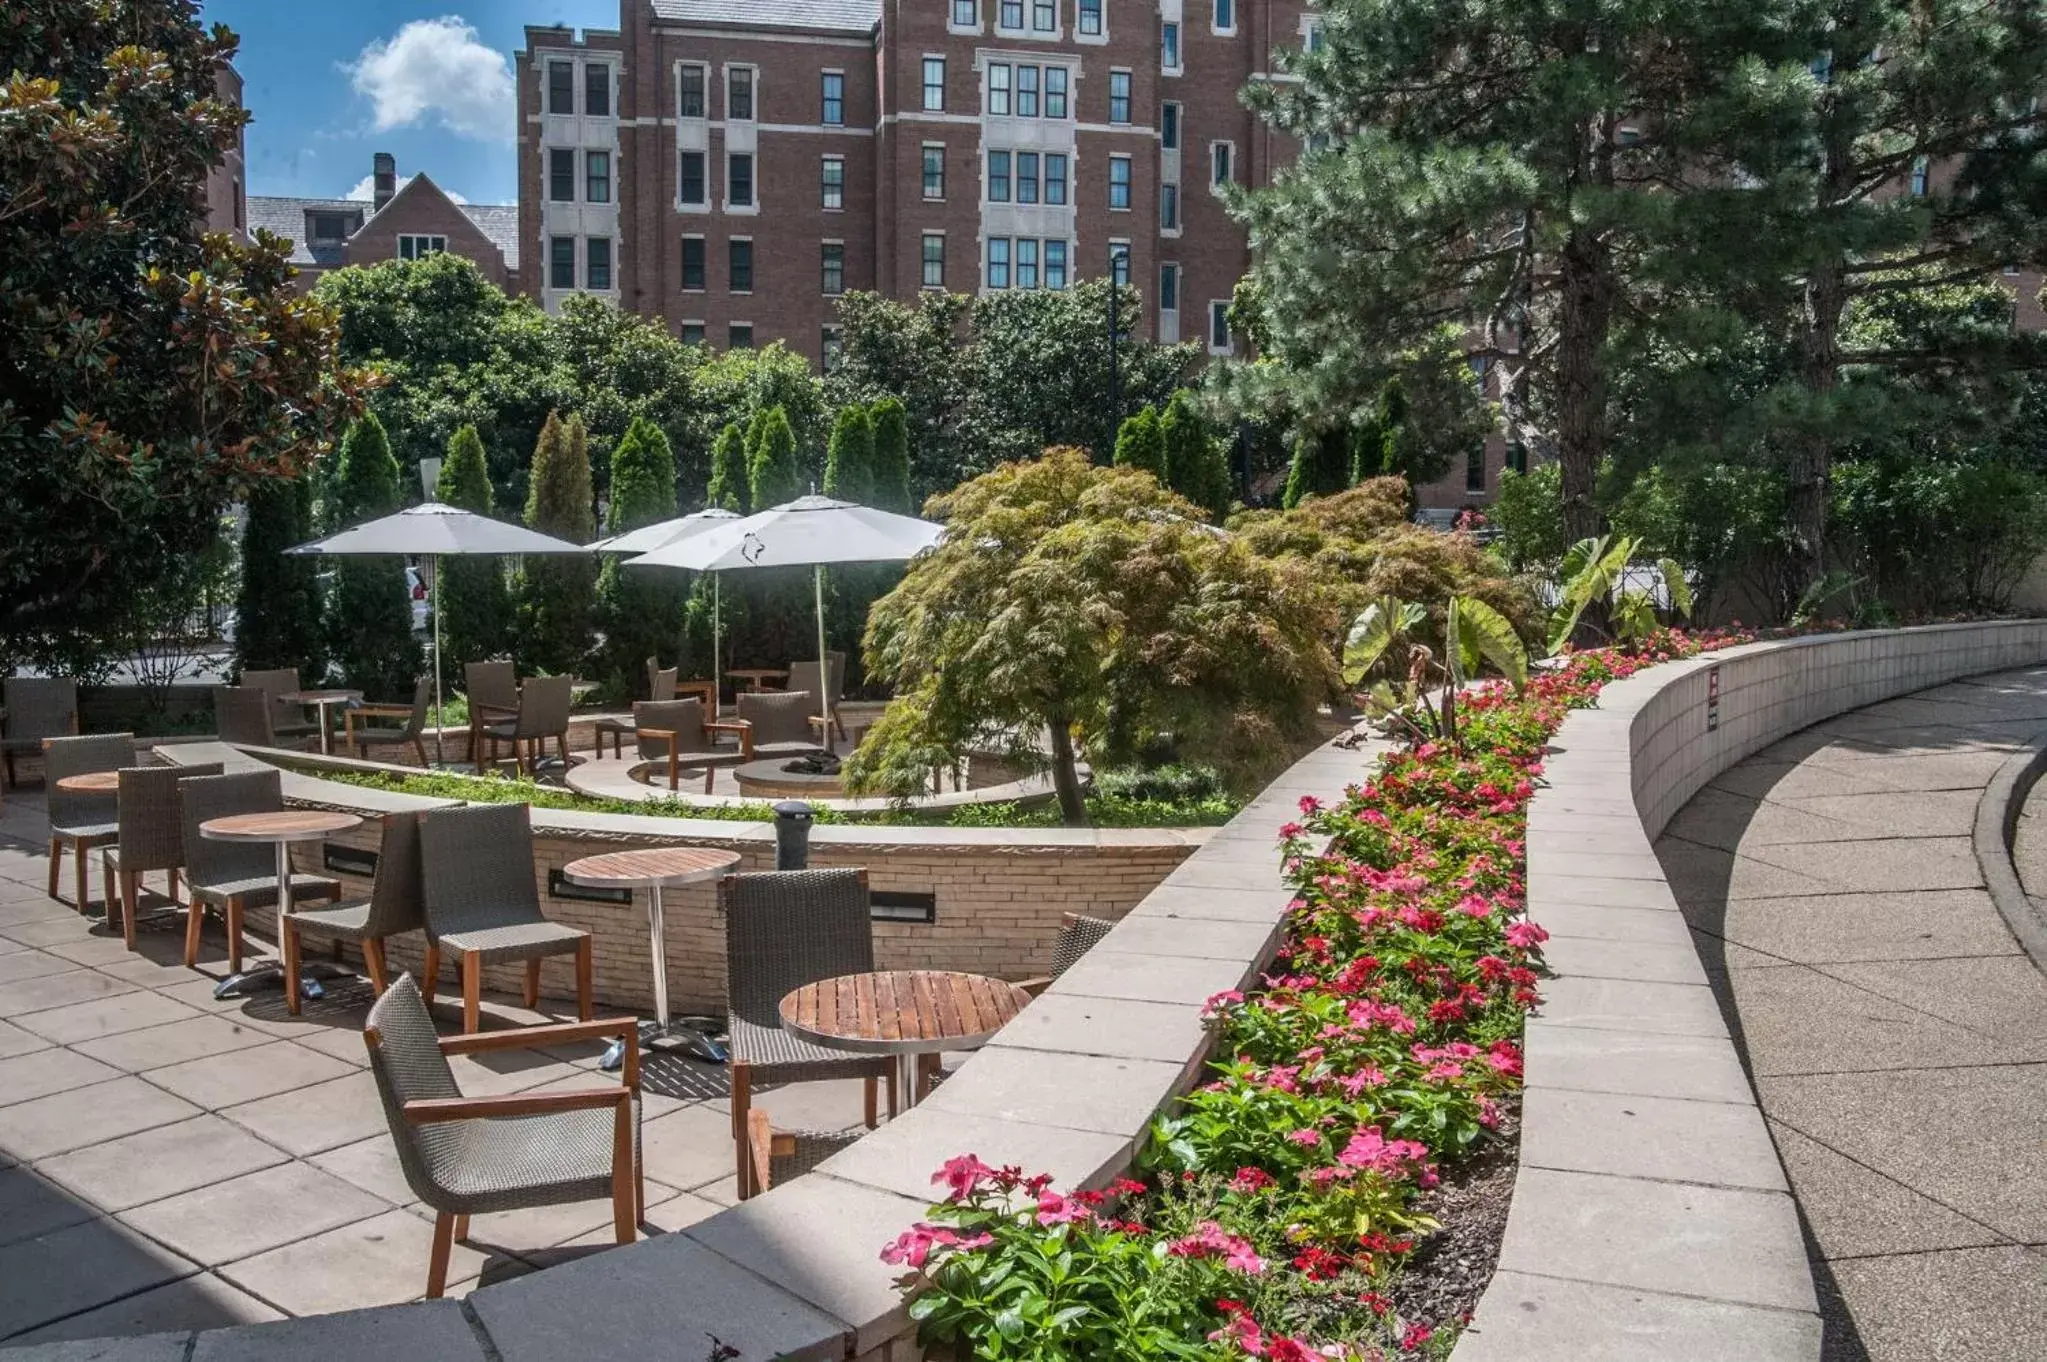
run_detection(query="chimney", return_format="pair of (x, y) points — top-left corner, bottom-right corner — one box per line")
(372, 152), (396, 212)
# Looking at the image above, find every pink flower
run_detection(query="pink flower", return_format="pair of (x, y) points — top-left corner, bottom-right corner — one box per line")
(1400, 1321), (1434, 1350)
(1504, 919), (1549, 949)
(931, 1154), (998, 1202)
(1035, 1190), (1091, 1226)
(1287, 1127), (1323, 1147)
(1230, 1166), (1275, 1193)
(1169, 1220), (1265, 1273)
(1455, 893), (1492, 918)
(1203, 989), (1246, 1016)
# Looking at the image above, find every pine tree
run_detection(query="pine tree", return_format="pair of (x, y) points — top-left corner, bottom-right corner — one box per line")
(706, 422), (749, 512)
(1161, 390), (1232, 522)
(823, 405), (876, 504)
(1282, 428), (1351, 509)
(233, 471), (325, 681)
(435, 424), (513, 667)
(596, 415), (683, 695)
(517, 411), (598, 675)
(325, 413), (421, 695)
(748, 405), (802, 509)
(1112, 405), (1167, 480)
(869, 397), (914, 512)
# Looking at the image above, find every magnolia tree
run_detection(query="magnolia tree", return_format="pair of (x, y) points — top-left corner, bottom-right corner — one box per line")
(846, 448), (1338, 824)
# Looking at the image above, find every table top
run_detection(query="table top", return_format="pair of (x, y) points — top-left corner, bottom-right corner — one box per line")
(562, 846), (740, 889)
(280, 689), (361, 705)
(727, 668), (789, 681)
(200, 810), (362, 843)
(780, 970), (1031, 1056)
(55, 771), (121, 794)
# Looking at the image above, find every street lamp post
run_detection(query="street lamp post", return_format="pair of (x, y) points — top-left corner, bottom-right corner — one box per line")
(1107, 245), (1127, 453)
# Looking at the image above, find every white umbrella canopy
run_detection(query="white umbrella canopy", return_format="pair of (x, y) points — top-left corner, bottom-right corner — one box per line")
(585, 507), (740, 555)
(289, 504), (589, 764)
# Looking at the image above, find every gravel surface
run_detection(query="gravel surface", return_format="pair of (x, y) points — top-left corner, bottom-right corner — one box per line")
(1390, 1103), (1520, 1330)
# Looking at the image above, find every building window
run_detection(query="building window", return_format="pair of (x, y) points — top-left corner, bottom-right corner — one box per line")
(922, 144), (946, 199)
(681, 322), (705, 345)
(1305, 19), (1326, 53)
(1910, 154), (1929, 195)
(729, 323), (754, 350)
(1046, 66), (1069, 118)
(988, 62), (1010, 115)
(1162, 102), (1180, 149)
(681, 236), (706, 290)
(823, 325), (843, 373)
(1045, 152), (1068, 204)
(1160, 182), (1179, 229)
(1017, 65), (1040, 118)
(1213, 0), (1235, 34)
(923, 57), (947, 111)
(1162, 21), (1181, 70)
(585, 150), (610, 204)
(1158, 262), (1179, 313)
(989, 149), (1012, 202)
(586, 236), (611, 290)
(1507, 442), (1528, 475)
(549, 148), (575, 201)
(822, 156), (845, 209)
(1016, 150), (1040, 204)
(585, 63), (610, 117)
(952, 0), (977, 27)
(397, 235), (446, 261)
(679, 151), (707, 206)
(729, 153), (755, 208)
(1211, 140), (1233, 185)
(1078, 0), (1102, 36)
(1108, 155), (1132, 209)
(679, 64), (707, 118)
(1000, 0), (1024, 29)
(821, 71), (844, 125)
(822, 241), (845, 295)
(729, 238), (754, 292)
(922, 232), (945, 287)
(549, 235), (575, 288)
(1465, 444), (1486, 493)
(1033, 0), (1056, 32)
(547, 60), (573, 115)
(1045, 238), (1067, 289)
(1015, 237), (1040, 289)
(232, 178), (242, 230)
(1109, 70), (1131, 124)
(729, 67), (755, 121)
(1208, 300), (1231, 352)
(988, 237), (1011, 288)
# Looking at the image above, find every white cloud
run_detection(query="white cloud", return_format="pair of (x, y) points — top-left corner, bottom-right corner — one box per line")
(347, 16), (513, 142)
(344, 173), (467, 204)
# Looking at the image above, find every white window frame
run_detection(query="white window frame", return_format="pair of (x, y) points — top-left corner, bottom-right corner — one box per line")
(948, 0), (982, 35)
(922, 142), (947, 200)
(726, 64), (758, 122)
(1211, 0), (1236, 37)
(923, 55), (948, 112)
(821, 154), (846, 211)
(1108, 153), (1133, 211)
(1076, 0), (1106, 44)
(1208, 299), (1233, 354)
(726, 150), (758, 213)
(1044, 150), (1068, 205)
(922, 231), (947, 289)
(997, 0), (1026, 35)
(1162, 19), (1182, 73)
(1016, 236), (1041, 289)
(1209, 139), (1235, 190)
(677, 62), (709, 120)
(677, 149), (709, 211)
(585, 235), (613, 291)
(1158, 262), (1180, 317)
(728, 235), (755, 294)
(1108, 67), (1132, 124)
(1044, 237), (1069, 289)
(1045, 64), (1070, 118)
(1031, 0), (1058, 36)
(680, 233), (707, 292)
(396, 235), (447, 261)
(987, 235), (1012, 290)
(1161, 101), (1181, 150)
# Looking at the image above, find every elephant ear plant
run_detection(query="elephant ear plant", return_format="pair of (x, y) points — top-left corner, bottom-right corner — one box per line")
(1546, 535), (1694, 654)
(1342, 594), (1527, 748)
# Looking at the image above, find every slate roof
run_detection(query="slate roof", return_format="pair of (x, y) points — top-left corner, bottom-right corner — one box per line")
(244, 191), (520, 273)
(648, 0), (881, 34)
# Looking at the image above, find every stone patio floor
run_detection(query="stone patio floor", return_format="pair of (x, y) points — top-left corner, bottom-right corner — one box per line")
(1656, 667), (2047, 1362)
(0, 788), (868, 1349)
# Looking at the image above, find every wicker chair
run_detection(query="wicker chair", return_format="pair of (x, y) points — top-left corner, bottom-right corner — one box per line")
(731, 689), (826, 761)
(238, 667), (321, 744)
(721, 868), (895, 1198)
(214, 686), (316, 752)
(280, 811), (426, 1015)
(2, 677), (79, 788)
(418, 803), (593, 1034)
(782, 655), (847, 741)
(630, 698), (750, 793)
(43, 733), (133, 912)
(178, 770), (341, 973)
(743, 1110), (862, 1200)
(647, 658), (679, 700)
(344, 675), (432, 766)
(104, 761), (224, 948)
(593, 659), (686, 756)
(1017, 912), (1115, 997)
(463, 661), (519, 767)
(364, 975), (643, 1298)
(475, 675), (574, 777)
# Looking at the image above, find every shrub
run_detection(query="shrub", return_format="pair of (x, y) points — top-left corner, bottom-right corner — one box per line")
(435, 424), (514, 665)
(870, 397), (914, 512)
(1113, 405), (1167, 479)
(233, 471), (325, 681)
(706, 421), (749, 512)
(824, 404), (876, 503)
(748, 405), (803, 509)
(1162, 390), (1233, 522)
(595, 414), (684, 695)
(517, 411), (597, 675)
(324, 413), (420, 696)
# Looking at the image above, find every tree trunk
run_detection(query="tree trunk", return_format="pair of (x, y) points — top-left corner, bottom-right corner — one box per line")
(1046, 718), (1087, 827)
(1554, 224), (1613, 549)
(1791, 91), (1858, 603)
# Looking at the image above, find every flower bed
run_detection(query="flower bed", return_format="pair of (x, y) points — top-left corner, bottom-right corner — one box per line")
(881, 633), (1735, 1360)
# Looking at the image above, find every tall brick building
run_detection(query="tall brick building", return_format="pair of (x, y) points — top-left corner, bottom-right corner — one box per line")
(515, 0), (1316, 365)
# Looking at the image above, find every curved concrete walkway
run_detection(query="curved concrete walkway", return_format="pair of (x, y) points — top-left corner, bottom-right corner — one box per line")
(1655, 666), (2047, 1362)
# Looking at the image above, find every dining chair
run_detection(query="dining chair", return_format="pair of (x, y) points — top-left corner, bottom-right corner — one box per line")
(1017, 913), (1116, 996)
(344, 675), (433, 766)
(474, 675), (574, 777)
(104, 761), (224, 948)
(731, 689), (825, 760)
(177, 770), (341, 972)
(631, 698), (750, 792)
(214, 686), (316, 752)
(43, 733), (133, 912)
(2, 677), (79, 789)
(238, 667), (321, 744)
(463, 660), (519, 766)
(280, 811), (426, 1014)
(743, 1109), (861, 1201)
(782, 654), (847, 741)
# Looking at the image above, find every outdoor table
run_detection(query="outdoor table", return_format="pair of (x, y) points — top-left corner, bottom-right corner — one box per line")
(676, 678), (719, 713)
(54, 771), (121, 795)
(727, 668), (788, 693)
(780, 970), (1031, 1109)
(280, 689), (362, 755)
(563, 846), (740, 1069)
(200, 809), (361, 1000)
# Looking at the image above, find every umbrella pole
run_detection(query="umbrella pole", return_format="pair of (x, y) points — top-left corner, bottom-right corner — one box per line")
(813, 564), (833, 747)
(431, 555), (445, 768)
(712, 572), (722, 717)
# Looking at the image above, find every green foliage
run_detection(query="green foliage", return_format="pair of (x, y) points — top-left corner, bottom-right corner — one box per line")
(823, 404), (876, 503)
(1160, 390), (1232, 521)
(233, 473), (325, 682)
(433, 424), (513, 665)
(1488, 465), (1567, 575)
(868, 398), (914, 512)
(1111, 405), (1167, 479)
(748, 406), (802, 508)
(1549, 536), (1693, 653)
(0, 2), (365, 675)
(706, 422), (749, 512)
(1831, 457), (2047, 616)
(325, 415), (420, 695)
(517, 412), (597, 675)
(596, 416), (684, 696)
(1281, 429), (1351, 509)
(692, 342), (827, 494)
(1341, 597), (1427, 687)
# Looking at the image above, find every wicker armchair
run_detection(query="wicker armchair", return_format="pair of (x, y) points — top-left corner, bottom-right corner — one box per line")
(721, 868), (895, 1198)
(463, 661), (519, 767)
(782, 655), (847, 741)
(1017, 913), (1116, 997)
(731, 689), (826, 761)
(43, 734), (133, 912)
(177, 770), (341, 973)
(475, 675), (574, 777)
(364, 975), (644, 1297)
(238, 667), (321, 744)
(630, 698), (750, 792)
(418, 803), (593, 1033)
(280, 811), (426, 1014)
(104, 762), (224, 948)
(214, 686), (316, 752)
(2, 677), (79, 788)
(743, 1110), (862, 1200)
(593, 659), (688, 756)
(344, 675), (432, 766)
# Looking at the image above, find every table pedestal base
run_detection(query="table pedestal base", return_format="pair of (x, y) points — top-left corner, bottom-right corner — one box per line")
(213, 958), (353, 1002)
(600, 1016), (727, 1071)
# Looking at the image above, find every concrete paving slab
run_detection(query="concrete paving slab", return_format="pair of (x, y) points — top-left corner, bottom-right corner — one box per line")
(0, 921), (106, 952)
(1714, 963), (2028, 1075)
(1690, 889), (2019, 965)
(918, 1046), (1183, 1137)
(119, 1161), (390, 1266)
(1520, 1088), (1787, 1192)
(1820, 956), (2047, 1043)
(1764, 1120), (2003, 1260)
(0, 1168), (96, 1251)
(638, 1103), (748, 1193)
(1532, 975), (1729, 1039)
(0, 1332), (190, 1361)
(1045, 947), (1257, 1006)
(1522, 1021), (1755, 1105)
(36, 1116), (288, 1215)
(187, 1301), (483, 1362)
(217, 1209), (493, 1316)
(215, 1071), (382, 1157)
(1541, 937), (1710, 986)
(1530, 902), (1699, 944)
(305, 1137), (415, 1209)
(0, 953), (84, 987)
(0, 972), (137, 1021)
(0, 1049), (124, 1110)
(0, 1079), (201, 1162)
(1455, 1270), (1821, 1362)
(141, 1040), (355, 1111)
(984, 992), (1211, 1067)
(1824, 1246), (2047, 1362)
(0, 1218), (199, 1341)
(282, 1027), (371, 1068)
(1746, 837), (1983, 894)
(1770, 788), (1983, 838)
(40, 938), (141, 970)
(6, 1274), (279, 1347)
(11, 993), (205, 1048)
(70, 1017), (272, 1074)
(816, 1105), (1129, 1204)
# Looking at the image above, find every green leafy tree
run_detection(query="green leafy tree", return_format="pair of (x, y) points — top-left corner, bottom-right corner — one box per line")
(1161, 391), (1233, 522)
(823, 404), (876, 503)
(595, 415), (683, 695)
(325, 414), (420, 695)
(517, 411), (597, 675)
(827, 292), (973, 498)
(848, 448), (1338, 825)
(232, 473), (326, 682)
(749, 406), (803, 508)
(1, 3), (365, 673)
(869, 398), (914, 512)
(434, 424), (514, 665)
(1282, 430), (1351, 509)
(706, 422), (749, 512)
(1112, 406), (1167, 480)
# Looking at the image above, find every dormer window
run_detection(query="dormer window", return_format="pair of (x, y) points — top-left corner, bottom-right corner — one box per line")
(309, 211), (360, 243)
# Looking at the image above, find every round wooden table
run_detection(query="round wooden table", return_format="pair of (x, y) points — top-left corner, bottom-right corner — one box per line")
(562, 847), (740, 1039)
(200, 810), (361, 999)
(780, 970), (1031, 1108)
(727, 668), (788, 693)
(54, 770), (121, 794)
(280, 690), (361, 755)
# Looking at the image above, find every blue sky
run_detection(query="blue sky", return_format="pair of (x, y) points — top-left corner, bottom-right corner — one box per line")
(199, 2), (618, 205)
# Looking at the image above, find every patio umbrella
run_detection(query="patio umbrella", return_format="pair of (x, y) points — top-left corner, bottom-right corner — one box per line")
(624, 495), (943, 740)
(585, 508), (740, 689)
(289, 503), (589, 764)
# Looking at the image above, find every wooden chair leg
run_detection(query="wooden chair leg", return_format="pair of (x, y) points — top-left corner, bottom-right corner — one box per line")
(426, 1211), (455, 1299)
(75, 842), (90, 913)
(412, 737), (428, 768)
(102, 859), (118, 936)
(611, 1103), (635, 1244)
(121, 870), (140, 950)
(168, 867), (180, 906)
(362, 937), (388, 993)
(183, 899), (204, 967)
(281, 923), (302, 1016)
(461, 952), (482, 1034)
(865, 1075), (879, 1129)
(556, 733), (569, 769)
(730, 1060), (754, 1198)
(46, 837), (60, 902)
(452, 1213), (470, 1242)
(574, 938), (592, 1021)
(422, 943), (440, 999)
(524, 958), (540, 1008)
(225, 897), (244, 975)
